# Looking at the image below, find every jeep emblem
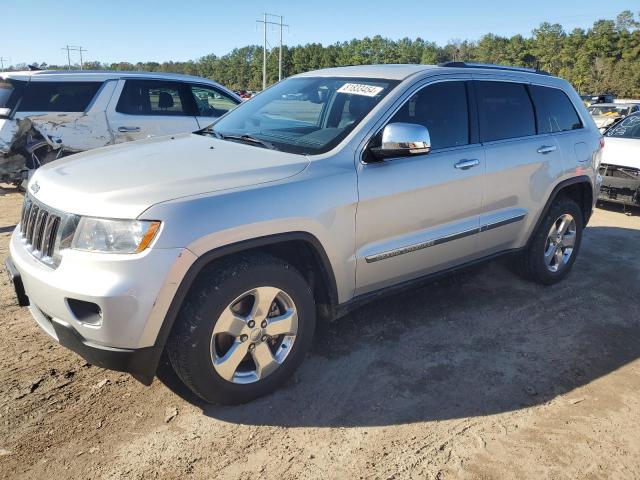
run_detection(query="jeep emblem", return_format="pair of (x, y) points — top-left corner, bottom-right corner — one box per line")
(30, 181), (40, 194)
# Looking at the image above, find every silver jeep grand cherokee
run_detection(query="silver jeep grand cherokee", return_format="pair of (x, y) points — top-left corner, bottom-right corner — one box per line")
(6, 63), (603, 404)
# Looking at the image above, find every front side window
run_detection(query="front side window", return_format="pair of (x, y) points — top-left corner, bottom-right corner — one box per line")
(116, 80), (194, 116)
(388, 81), (469, 150)
(207, 77), (399, 155)
(530, 85), (582, 134)
(18, 81), (103, 112)
(605, 115), (640, 139)
(191, 85), (239, 118)
(476, 81), (535, 142)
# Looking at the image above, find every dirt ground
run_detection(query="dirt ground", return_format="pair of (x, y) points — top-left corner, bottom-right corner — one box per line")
(0, 186), (639, 480)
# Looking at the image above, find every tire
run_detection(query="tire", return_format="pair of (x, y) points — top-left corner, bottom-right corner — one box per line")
(166, 252), (316, 405)
(514, 196), (584, 285)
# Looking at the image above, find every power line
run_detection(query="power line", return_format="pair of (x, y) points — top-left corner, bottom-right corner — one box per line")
(256, 13), (289, 90)
(61, 45), (88, 70)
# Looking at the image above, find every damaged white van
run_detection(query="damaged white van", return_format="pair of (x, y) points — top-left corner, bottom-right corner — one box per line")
(0, 70), (241, 185)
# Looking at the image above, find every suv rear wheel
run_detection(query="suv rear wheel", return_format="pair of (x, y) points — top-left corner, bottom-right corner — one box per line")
(166, 253), (316, 404)
(514, 196), (584, 285)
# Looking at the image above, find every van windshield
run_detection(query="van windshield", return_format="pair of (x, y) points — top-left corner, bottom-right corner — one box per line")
(204, 77), (399, 155)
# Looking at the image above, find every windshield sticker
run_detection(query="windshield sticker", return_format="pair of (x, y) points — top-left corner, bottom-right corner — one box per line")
(337, 83), (384, 97)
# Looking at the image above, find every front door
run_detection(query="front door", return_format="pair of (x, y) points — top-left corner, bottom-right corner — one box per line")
(355, 79), (485, 295)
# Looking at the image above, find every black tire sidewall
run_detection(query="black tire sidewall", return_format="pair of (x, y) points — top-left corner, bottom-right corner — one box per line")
(169, 255), (316, 404)
(530, 198), (584, 285)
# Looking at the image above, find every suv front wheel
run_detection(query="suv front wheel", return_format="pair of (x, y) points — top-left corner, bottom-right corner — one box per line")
(515, 196), (584, 285)
(166, 253), (316, 404)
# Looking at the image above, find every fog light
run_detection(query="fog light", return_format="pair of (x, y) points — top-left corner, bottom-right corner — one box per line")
(66, 298), (102, 326)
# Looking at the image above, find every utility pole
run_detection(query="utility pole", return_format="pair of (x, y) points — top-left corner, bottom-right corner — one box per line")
(263, 13), (267, 91)
(0, 57), (6, 70)
(61, 45), (87, 70)
(69, 45), (87, 70)
(279, 15), (283, 82)
(256, 14), (289, 89)
(63, 45), (72, 69)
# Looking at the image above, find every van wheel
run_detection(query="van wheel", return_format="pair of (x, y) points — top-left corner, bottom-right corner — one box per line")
(166, 253), (316, 405)
(514, 197), (584, 285)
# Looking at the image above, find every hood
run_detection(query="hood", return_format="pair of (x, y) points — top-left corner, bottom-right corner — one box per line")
(28, 133), (310, 218)
(601, 137), (640, 170)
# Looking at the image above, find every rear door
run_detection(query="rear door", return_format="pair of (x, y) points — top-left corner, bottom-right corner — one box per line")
(106, 79), (200, 142)
(475, 79), (563, 254)
(188, 83), (240, 129)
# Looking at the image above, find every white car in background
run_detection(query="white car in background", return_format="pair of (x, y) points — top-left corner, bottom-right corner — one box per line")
(0, 70), (241, 185)
(588, 103), (640, 131)
(599, 112), (640, 207)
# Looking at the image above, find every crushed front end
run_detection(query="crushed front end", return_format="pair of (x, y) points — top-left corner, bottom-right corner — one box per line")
(598, 163), (640, 207)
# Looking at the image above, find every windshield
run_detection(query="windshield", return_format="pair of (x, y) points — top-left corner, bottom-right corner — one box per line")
(589, 105), (625, 116)
(605, 115), (640, 139)
(205, 77), (399, 155)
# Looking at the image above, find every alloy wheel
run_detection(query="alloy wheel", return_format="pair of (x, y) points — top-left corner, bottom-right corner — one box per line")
(210, 287), (298, 384)
(544, 213), (577, 273)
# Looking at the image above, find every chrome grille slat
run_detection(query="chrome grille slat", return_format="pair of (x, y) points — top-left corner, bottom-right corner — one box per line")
(34, 210), (49, 253)
(45, 217), (60, 258)
(26, 205), (40, 245)
(20, 198), (32, 234)
(18, 194), (67, 268)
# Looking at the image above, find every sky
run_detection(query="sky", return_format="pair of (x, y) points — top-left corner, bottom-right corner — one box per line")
(2, 0), (638, 67)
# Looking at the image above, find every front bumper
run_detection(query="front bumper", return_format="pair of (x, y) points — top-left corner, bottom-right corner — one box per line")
(8, 227), (197, 382)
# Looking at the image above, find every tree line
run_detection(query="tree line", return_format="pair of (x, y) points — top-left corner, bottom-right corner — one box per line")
(9, 10), (640, 97)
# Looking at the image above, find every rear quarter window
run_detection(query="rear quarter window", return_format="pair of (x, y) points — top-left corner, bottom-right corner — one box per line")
(17, 81), (103, 112)
(530, 85), (582, 133)
(476, 81), (536, 142)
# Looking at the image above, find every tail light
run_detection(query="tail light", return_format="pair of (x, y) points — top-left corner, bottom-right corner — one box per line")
(599, 137), (605, 150)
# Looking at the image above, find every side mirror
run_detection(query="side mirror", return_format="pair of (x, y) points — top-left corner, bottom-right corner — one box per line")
(369, 122), (431, 161)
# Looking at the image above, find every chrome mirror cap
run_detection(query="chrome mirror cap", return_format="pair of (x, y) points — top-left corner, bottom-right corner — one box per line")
(370, 122), (431, 160)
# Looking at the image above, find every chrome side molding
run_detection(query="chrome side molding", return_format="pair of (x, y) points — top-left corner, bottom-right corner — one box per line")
(365, 214), (526, 263)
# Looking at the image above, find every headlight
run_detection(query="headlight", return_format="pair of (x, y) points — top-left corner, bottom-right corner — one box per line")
(71, 218), (161, 254)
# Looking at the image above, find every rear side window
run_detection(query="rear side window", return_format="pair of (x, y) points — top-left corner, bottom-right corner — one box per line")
(18, 81), (102, 112)
(389, 81), (469, 150)
(0, 79), (25, 111)
(116, 80), (195, 116)
(476, 81), (535, 142)
(530, 85), (582, 133)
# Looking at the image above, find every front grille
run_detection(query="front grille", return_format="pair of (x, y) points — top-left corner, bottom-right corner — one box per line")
(19, 195), (65, 267)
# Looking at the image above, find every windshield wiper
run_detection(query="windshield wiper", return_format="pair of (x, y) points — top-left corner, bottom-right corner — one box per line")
(221, 134), (278, 150)
(201, 126), (278, 151)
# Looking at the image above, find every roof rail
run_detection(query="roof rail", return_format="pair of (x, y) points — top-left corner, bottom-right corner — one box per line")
(438, 61), (550, 76)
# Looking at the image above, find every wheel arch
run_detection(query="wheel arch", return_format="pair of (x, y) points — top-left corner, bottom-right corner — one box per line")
(142, 232), (339, 382)
(527, 175), (594, 247)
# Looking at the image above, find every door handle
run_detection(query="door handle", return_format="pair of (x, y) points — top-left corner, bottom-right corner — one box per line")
(454, 159), (480, 170)
(117, 126), (141, 132)
(537, 145), (557, 154)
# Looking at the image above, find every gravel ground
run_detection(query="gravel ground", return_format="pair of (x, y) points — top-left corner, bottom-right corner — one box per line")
(0, 185), (639, 480)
